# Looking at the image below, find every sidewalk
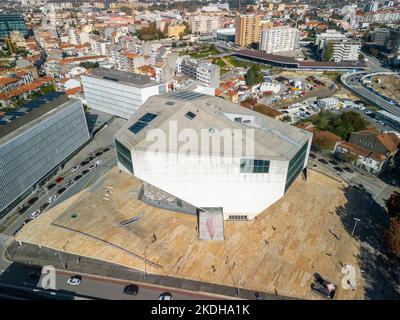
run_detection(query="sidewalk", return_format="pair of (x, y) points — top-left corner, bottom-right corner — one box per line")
(6, 241), (296, 300)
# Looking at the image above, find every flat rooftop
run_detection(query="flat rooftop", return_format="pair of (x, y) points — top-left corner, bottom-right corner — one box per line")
(0, 92), (70, 142)
(115, 92), (312, 161)
(16, 166), (364, 300)
(234, 49), (366, 70)
(88, 67), (161, 88)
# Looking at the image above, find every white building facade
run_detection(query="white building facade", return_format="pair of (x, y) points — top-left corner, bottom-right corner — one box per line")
(82, 68), (167, 119)
(114, 92), (312, 222)
(259, 27), (300, 54)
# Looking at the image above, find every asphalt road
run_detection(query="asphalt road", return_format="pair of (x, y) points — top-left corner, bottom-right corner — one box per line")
(307, 150), (396, 207)
(1, 146), (116, 239)
(343, 73), (400, 118)
(36, 271), (211, 300)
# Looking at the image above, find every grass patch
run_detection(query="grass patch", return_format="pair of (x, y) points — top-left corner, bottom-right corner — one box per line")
(188, 48), (220, 59)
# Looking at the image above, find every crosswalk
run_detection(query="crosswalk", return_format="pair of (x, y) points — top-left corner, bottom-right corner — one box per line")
(0, 233), (13, 246)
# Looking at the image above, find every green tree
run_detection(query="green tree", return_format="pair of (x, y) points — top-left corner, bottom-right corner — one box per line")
(120, 6), (133, 15)
(245, 66), (263, 86)
(323, 42), (334, 61)
(137, 22), (166, 41)
(386, 192), (400, 219)
(385, 192), (400, 257)
(358, 53), (365, 61)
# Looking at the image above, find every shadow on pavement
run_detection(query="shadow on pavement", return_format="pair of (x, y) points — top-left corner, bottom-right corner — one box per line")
(335, 185), (400, 299)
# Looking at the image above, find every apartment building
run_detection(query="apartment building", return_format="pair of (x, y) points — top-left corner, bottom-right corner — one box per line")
(235, 15), (260, 47)
(322, 39), (362, 62)
(178, 58), (220, 88)
(259, 27), (300, 54)
(189, 15), (220, 35)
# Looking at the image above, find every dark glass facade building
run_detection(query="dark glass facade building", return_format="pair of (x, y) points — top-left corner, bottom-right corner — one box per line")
(0, 13), (27, 39)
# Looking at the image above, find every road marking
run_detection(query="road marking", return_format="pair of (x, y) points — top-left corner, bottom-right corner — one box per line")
(0, 233), (13, 246)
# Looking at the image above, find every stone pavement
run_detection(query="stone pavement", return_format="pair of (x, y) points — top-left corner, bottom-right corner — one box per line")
(15, 167), (365, 300)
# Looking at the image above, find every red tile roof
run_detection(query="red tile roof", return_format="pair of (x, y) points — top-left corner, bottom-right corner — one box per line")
(339, 141), (385, 162)
(0, 76), (54, 101)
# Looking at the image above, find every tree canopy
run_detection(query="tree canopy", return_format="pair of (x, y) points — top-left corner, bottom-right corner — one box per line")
(137, 22), (166, 41)
(245, 65), (263, 86)
(385, 192), (400, 257)
(323, 42), (334, 61)
(309, 110), (370, 140)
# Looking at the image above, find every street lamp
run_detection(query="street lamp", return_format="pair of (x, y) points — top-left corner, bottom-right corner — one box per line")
(351, 218), (361, 238)
(325, 252), (341, 273)
(225, 255), (239, 297)
(144, 244), (149, 282)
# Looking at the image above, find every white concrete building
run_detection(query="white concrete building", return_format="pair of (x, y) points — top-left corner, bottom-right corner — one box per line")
(315, 30), (347, 50)
(259, 27), (300, 54)
(322, 39), (362, 62)
(189, 15), (221, 34)
(82, 68), (168, 119)
(318, 97), (340, 109)
(179, 58), (220, 88)
(114, 91), (313, 232)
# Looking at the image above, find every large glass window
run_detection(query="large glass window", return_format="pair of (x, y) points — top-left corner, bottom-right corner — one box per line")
(285, 142), (308, 191)
(240, 159), (270, 173)
(115, 139), (133, 173)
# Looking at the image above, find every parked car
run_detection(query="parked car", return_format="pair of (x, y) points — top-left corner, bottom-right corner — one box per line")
(80, 161), (89, 166)
(309, 153), (316, 159)
(30, 210), (42, 219)
(55, 176), (64, 184)
(71, 166), (80, 173)
(334, 166), (343, 173)
(47, 183), (57, 190)
(343, 167), (354, 173)
(318, 159), (328, 165)
(67, 275), (82, 286)
(18, 205), (30, 214)
(65, 180), (73, 187)
(40, 202), (50, 211)
(82, 170), (90, 175)
(123, 284), (139, 295)
(74, 175), (82, 181)
(27, 197), (39, 205)
(159, 292), (173, 300)
(13, 226), (23, 236)
(95, 160), (103, 166)
(329, 159), (339, 166)
(88, 165), (95, 170)
(48, 195), (57, 203)
(57, 187), (66, 195)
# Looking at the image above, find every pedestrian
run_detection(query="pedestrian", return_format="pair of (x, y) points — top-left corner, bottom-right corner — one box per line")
(152, 233), (157, 243)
